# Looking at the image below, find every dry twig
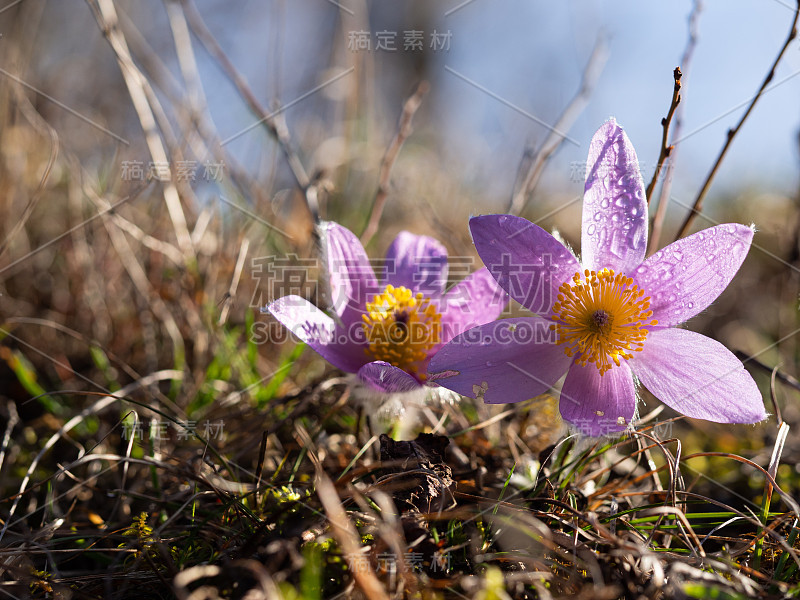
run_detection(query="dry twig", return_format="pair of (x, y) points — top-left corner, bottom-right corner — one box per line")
(645, 67), (682, 204)
(508, 37), (608, 215)
(87, 0), (196, 265)
(649, 0), (702, 253)
(676, 1), (799, 239)
(180, 0), (320, 223)
(360, 81), (429, 247)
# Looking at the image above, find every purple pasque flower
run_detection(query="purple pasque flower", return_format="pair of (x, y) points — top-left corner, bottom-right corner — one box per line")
(428, 118), (766, 436)
(267, 222), (508, 393)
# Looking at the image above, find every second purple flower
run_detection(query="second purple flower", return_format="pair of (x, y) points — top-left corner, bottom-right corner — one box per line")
(428, 118), (767, 436)
(267, 223), (508, 394)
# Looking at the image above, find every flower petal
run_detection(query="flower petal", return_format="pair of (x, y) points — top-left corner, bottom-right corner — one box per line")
(321, 221), (377, 328)
(427, 317), (572, 404)
(582, 118), (648, 273)
(358, 361), (423, 393)
(629, 328), (766, 423)
(470, 215), (579, 314)
(437, 268), (509, 346)
(559, 360), (636, 436)
(385, 231), (449, 296)
(267, 295), (368, 373)
(634, 224), (753, 327)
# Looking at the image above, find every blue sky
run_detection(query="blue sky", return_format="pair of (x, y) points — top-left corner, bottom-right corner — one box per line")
(191, 0), (800, 214)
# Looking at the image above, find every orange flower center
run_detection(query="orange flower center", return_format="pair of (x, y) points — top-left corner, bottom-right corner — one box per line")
(550, 269), (658, 375)
(361, 285), (441, 379)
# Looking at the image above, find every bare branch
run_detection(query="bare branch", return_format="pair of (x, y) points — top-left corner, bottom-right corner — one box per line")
(87, 0), (196, 266)
(360, 81), (429, 247)
(645, 67), (682, 204)
(649, 0), (702, 254)
(180, 0), (319, 223)
(508, 36), (608, 215)
(676, 1), (799, 239)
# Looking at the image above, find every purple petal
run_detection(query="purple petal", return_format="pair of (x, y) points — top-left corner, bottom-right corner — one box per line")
(385, 231), (449, 297)
(427, 317), (572, 404)
(437, 268), (509, 346)
(629, 328), (766, 423)
(322, 221), (377, 328)
(358, 361), (423, 393)
(582, 118), (648, 274)
(470, 215), (579, 314)
(267, 295), (368, 373)
(634, 224), (753, 327)
(559, 360), (636, 437)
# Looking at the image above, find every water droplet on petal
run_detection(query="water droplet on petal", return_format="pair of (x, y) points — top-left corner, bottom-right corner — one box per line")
(600, 198), (610, 209)
(587, 224), (597, 236)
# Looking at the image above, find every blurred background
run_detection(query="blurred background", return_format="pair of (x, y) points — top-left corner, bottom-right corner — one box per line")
(1, 1), (800, 595)
(1, 0), (799, 436)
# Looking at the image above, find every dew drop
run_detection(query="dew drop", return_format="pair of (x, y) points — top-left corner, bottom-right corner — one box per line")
(594, 212), (602, 222)
(687, 302), (694, 309)
(600, 198), (610, 209)
(587, 224), (597, 236)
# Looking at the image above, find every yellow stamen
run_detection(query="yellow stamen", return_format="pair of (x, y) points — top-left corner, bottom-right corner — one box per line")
(361, 285), (442, 379)
(549, 268), (658, 375)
